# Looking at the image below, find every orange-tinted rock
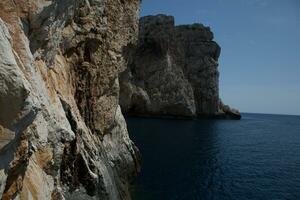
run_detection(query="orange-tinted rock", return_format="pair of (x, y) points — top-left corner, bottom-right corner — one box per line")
(0, 0), (141, 199)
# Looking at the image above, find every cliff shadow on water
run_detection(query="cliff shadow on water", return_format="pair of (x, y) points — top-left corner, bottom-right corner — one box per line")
(127, 116), (231, 199)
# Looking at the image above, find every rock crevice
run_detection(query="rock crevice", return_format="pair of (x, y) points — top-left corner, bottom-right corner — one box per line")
(0, 0), (141, 199)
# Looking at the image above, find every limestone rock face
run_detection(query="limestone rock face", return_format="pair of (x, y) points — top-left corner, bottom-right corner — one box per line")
(120, 15), (196, 117)
(0, 0), (140, 199)
(120, 15), (240, 119)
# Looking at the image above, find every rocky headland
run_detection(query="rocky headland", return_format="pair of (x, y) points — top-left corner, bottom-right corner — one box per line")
(120, 15), (241, 120)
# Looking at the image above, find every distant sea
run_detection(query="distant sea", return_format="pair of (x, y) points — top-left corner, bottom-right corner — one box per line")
(127, 113), (300, 200)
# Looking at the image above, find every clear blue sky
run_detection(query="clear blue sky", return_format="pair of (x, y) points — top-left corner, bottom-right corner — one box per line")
(140, 0), (300, 115)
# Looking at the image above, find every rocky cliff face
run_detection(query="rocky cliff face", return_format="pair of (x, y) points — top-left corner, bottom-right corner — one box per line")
(0, 0), (140, 199)
(120, 15), (241, 119)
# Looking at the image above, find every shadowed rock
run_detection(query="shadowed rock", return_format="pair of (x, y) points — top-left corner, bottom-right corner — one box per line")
(120, 14), (241, 119)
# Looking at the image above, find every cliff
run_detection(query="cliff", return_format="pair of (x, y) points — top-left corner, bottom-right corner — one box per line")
(0, 0), (140, 199)
(120, 15), (241, 119)
(0, 4), (242, 200)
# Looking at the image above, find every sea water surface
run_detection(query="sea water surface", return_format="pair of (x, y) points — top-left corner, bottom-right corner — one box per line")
(127, 113), (300, 200)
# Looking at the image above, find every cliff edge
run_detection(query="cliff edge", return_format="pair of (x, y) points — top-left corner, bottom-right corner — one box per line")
(0, 0), (140, 199)
(120, 15), (241, 119)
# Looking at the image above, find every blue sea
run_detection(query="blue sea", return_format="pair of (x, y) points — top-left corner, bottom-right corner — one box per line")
(127, 113), (300, 200)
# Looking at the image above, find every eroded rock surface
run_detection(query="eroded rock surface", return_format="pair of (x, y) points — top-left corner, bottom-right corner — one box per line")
(120, 15), (241, 119)
(0, 0), (140, 199)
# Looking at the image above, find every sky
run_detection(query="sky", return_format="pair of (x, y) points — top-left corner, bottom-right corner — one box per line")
(140, 0), (300, 115)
